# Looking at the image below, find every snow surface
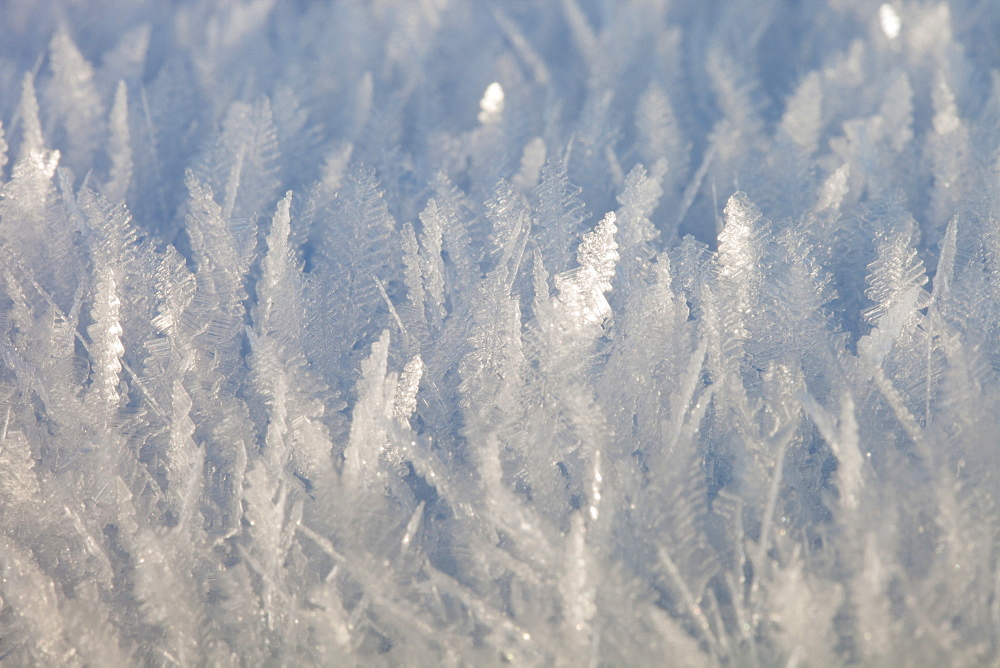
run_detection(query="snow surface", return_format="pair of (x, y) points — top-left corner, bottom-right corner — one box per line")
(1, 0), (1000, 664)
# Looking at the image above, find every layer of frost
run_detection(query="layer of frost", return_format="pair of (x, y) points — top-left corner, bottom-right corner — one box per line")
(0, 0), (999, 665)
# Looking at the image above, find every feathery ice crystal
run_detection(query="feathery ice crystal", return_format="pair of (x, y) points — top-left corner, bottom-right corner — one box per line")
(1, 0), (1000, 664)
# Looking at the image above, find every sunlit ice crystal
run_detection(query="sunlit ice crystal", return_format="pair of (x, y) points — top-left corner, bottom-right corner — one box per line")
(0, 1), (997, 665)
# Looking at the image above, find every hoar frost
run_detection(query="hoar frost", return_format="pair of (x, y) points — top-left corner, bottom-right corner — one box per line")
(0, 1), (999, 666)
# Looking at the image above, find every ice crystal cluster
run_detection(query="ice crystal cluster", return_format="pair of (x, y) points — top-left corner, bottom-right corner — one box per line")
(1, 0), (1000, 665)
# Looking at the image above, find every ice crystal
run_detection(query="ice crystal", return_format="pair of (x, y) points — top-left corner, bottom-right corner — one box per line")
(0, 1), (999, 665)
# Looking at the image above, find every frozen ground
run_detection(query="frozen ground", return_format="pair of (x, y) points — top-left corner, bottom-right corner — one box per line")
(1, 0), (999, 665)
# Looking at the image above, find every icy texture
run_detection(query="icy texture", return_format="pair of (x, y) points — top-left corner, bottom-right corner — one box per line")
(0, 0), (999, 665)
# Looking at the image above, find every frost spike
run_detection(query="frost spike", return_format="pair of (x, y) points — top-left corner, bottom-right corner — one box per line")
(801, 391), (863, 510)
(393, 354), (424, 422)
(86, 266), (125, 410)
(616, 160), (666, 272)
(858, 209), (930, 365)
(103, 81), (133, 203)
(255, 191), (297, 338)
(16, 73), (45, 160)
(400, 221), (427, 341)
(345, 330), (393, 492)
(780, 71), (822, 155)
(0, 120), (8, 176)
(47, 28), (103, 170)
(535, 157), (588, 273)
(78, 190), (137, 413)
(636, 83), (689, 187)
(554, 211), (619, 331)
(418, 199), (447, 325)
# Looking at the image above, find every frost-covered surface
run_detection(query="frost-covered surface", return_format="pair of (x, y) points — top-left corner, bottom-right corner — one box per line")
(1, 0), (1000, 664)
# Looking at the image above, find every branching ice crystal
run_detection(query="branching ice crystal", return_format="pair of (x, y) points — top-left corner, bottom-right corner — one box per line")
(554, 211), (618, 329)
(0, 1), (998, 665)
